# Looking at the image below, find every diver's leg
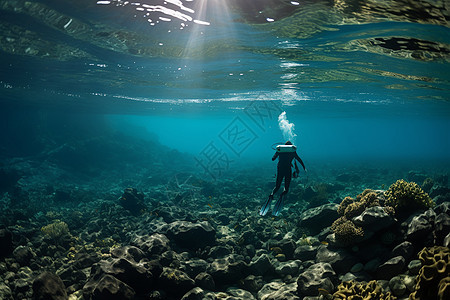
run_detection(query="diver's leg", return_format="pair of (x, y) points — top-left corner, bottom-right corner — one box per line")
(281, 170), (292, 197)
(271, 170), (283, 196)
(261, 173), (281, 216)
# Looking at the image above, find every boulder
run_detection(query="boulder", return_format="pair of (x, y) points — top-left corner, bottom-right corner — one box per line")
(240, 275), (263, 293)
(406, 210), (435, 242)
(32, 272), (67, 300)
(195, 272), (215, 291)
(208, 254), (247, 284)
(0, 283), (13, 300)
(258, 281), (300, 300)
(13, 246), (35, 266)
(316, 246), (358, 274)
(299, 204), (339, 235)
(111, 245), (145, 262)
(392, 241), (414, 261)
(274, 260), (302, 277)
(294, 245), (317, 261)
(297, 262), (336, 296)
(181, 287), (205, 300)
(353, 206), (394, 232)
(159, 267), (195, 297)
(163, 221), (216, 249)
(226, 287), (256, 299)
(83, 274), (135, 300)
(87, 257), (154, 294)
(131, 233), (170, 257)
(376, 256), (406, 280)
(248, 253), (273, 276)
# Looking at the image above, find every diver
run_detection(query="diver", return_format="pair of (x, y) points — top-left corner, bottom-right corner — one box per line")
(260, 141), (306, 216)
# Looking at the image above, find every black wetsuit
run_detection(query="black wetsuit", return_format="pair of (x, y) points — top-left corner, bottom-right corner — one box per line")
(271, 151), (306, 197)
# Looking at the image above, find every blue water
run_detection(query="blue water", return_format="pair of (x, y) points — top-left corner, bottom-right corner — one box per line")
(1, 0), (449, 180)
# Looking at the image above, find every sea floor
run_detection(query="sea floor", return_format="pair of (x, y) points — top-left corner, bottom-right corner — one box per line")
(0, 136), (449, 300)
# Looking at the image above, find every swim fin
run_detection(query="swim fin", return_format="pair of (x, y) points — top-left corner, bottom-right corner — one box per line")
(259, 195), (273, 216)
(272, 195), (284, 216)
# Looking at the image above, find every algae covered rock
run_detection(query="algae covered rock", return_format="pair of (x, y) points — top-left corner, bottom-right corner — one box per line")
(163, 220), (216, 249)
(83, 274), (135, 300)
(297, 262), (337, 296)
(32, 271), (67, 300)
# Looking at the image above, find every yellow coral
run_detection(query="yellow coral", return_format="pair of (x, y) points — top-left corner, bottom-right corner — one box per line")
(337, 196), (354, 216)
(410, 246), (450, 300)
(331, 216), (364, 247)
(333, 280), (396, 299)
(41, 220), (69, 239)
(385, 179), (434, 212)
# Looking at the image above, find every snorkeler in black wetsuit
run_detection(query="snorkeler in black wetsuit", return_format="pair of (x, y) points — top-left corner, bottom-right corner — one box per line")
(260, 141), (306, 216)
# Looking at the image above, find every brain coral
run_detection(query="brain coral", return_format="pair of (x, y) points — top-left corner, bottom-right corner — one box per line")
(384, 179), (434, 212)
(410, 246), (449, 300)
(331, 216), (364, 247)
(333, 280), (396, 299)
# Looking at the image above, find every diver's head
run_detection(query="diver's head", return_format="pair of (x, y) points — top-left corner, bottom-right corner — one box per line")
(285, 141), (293, 145)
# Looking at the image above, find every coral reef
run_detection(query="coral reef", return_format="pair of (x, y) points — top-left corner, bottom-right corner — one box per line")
(385, 179), (434, 213)
(410, 246), (450, 300)
(333, 280), (396, 299)
(332, 189), (388, 246)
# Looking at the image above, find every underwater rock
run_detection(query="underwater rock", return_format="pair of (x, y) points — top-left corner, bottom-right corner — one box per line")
(32, 271), (67, 300)
(87, 257), (154, 294)
(434, 203), (450, 245)
(208, 245), (233, 259)
(131, 233), (170, 257)
(258, 281), (300, 300)
(389, 274), (416, 297)
(294, 244), (318, 261)
(12, 245), (35, 266)
(194, 272), (215, 291)
(274, 260), (302, 277)
(392, 241), (414, 261)
(226, 287), (256, 299)
(316, 247), (358, 274)
(159, 267), (195, 298)
(352, 206), (395, 232)
(249, 253), (273, 276)
(83, 274), (135, 300)
(274, 239), (296, 260)
(118, 187), (146, 216)
(208, 254), (247, 284)
(110, 245), (145, 262)
(406, 209), (435, 243)
(181, 258), (208, 279)
(299, 203), (339, 235)
(0, 228), (13, 258)
(376, 256), (406, 279)
(296, 262), (337, 296)
(408, 259), (422, 275)
(181, 287), (205, 300)
(0, 283), (13, 300)
(240, 275), (263, 293)
(163, 221), (216, 250)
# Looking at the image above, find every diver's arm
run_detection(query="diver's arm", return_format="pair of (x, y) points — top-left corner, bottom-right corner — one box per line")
(294, 152), (306, 171)
(272, 152), (279, 161)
